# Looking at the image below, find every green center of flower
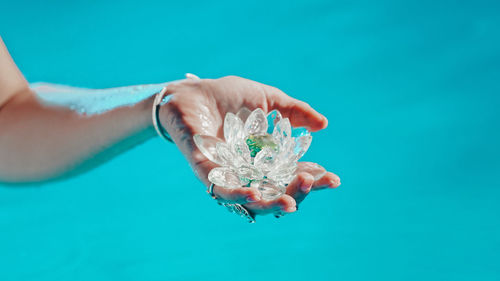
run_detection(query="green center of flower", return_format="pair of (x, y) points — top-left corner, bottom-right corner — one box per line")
(245, 134), (278, 157)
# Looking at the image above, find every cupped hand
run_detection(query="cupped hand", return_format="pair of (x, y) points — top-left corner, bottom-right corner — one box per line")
(160, 75), (340, 217)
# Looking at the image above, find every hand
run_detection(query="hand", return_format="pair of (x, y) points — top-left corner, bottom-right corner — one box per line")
(160, 75), (341, 217)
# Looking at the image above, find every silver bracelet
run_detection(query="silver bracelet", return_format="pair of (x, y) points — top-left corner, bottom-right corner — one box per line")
(152, 87), (173, 143)
(152, 73), (200, 142)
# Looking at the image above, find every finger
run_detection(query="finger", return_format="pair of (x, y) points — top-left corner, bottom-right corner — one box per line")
(264, 85), (328, 132)
(296, 162), (327, 181)
(244, 194), (297, 215)
(286, 172), (315, 204)
(212, 185), (262, 204)
(312, 172), (341, 190)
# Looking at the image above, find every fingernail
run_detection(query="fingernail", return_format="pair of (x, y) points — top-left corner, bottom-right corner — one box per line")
(300, 183), (311, 192)
(284, 206), (297, 213)
(330, 179), (340, 188)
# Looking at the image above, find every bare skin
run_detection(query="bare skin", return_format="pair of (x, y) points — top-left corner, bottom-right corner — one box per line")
(0, 37), (340, 217)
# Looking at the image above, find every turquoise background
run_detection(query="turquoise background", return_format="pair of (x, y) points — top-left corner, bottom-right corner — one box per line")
(1, 0), (499, 280)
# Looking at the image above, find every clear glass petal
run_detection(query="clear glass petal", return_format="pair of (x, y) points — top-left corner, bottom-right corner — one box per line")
(224, 112), (244, 144)
(253, 147), (275, 172)
(267, 162), (297, 186)
(270, 174), (295, 188)
(294, 135), (312, 160)
(296, 162), (327, 180)
(193, 134), (224, 165)
(272, 118), (291, 145)
(236, 107), (252, 123)
(244, 108), (268, 136)
(232, 139), (251, 164)
(275, 136), (295, 164)
(236, 165), (263, 185)
(268, 161), (297, 178)
(291, 127), (311, 138)
(250, 179), (285, 200)
(266, 110), (282, 134)
(208, 167), (242, 188)
(216, 142), (236, 167)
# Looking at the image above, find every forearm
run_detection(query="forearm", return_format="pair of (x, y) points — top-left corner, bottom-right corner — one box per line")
(0, 88), (159, 184)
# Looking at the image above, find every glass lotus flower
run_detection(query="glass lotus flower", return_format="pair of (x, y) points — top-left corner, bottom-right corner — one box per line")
(193, 108), (318, 200)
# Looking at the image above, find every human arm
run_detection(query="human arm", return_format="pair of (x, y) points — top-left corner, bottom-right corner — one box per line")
(0, 37), (165, 183)
(0, 37), (340, 216)
(0, 84), (160, 183)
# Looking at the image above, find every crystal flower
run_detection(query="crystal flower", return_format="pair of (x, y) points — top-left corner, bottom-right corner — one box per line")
(193, 108), (315, 200)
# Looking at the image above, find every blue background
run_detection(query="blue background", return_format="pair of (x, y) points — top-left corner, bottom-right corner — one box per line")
(1, 0), (499, 280)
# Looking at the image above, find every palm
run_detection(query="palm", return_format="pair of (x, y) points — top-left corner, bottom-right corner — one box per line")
(162, 76), (340, 216)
